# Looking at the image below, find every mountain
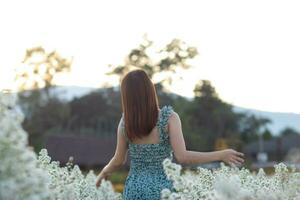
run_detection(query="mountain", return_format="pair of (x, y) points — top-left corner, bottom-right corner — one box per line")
(233, 106), (300, 135)
(50, 86), (300, 135)
(50, 85), (100, 101)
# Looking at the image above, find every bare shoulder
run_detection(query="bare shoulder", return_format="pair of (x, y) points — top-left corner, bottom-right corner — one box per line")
(168, 110), (181, 125)
(167, 111), (182, 137)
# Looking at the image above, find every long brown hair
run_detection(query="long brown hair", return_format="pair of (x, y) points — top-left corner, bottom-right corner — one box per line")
(120, 69), (159, 142)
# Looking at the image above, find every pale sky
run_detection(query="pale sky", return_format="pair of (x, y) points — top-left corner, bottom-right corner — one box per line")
(0, 0), (300, 113)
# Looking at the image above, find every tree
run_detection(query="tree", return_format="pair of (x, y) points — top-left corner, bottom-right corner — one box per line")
(22, 97), (71, 152)
(239, 114), (272, 143)
(262, 128), (273, 140)
(15, 46), (72, 151)
(15, 46), (72, 98)
(280, 127), (299, 137)
(106, 35), (198, 89)
(69, 91), (111, 134)
(193, 80), (218, 99)
(186, 80), (242, 151)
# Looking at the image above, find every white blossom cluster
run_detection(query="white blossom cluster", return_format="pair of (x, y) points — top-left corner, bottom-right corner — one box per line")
(161, 158), (300, 200)
(0, 92), (121, 200)
(0, 92), (51, 200)
(37, 149), (121, 200)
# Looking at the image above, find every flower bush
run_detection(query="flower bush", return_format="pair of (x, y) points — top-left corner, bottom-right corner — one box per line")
(0, 92), (51, 200)
(161, 158), (300, 199)
(0, 92), (121, 200)
(1, 91), (300, 200)
(37, 149), (121, 200)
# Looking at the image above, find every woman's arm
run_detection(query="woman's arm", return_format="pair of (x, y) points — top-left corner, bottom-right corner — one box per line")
(96, 118), (128, 187)
(168, 111), (244, 165)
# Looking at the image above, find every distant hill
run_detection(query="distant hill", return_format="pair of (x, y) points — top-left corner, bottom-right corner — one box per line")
(50, 85), (99, 100)
(50, 85), (300, 135)
(233, 106), (300, 135)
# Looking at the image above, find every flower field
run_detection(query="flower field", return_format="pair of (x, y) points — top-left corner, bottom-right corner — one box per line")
(162, 158), (300, 199)
(1, 92), (300, 200)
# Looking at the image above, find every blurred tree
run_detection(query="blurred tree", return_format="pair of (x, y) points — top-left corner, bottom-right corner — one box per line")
(239, 114), (272, 143)
(193, 80), (218, 99)
(15, 46), (72, 151)
(106, 35), (198, 89)
(15, 46), (72, 98)
(69, 91), (111, 134)
(262, 128), (273, 140)
(280, 127), (299, 137)
(23, 98), (71, 152)
(186, 80), (242, 151)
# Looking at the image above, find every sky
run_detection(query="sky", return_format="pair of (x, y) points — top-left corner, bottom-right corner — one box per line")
(0, 0), (300, 113)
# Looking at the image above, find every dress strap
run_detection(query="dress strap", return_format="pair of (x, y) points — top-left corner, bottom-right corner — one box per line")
(157, 105), (174, 143)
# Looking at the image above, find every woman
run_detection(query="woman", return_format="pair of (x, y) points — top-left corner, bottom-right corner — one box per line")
(96, 69), (244, 199)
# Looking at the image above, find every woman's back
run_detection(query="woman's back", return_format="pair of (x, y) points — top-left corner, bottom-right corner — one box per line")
(121, 105), (175, 200)
(95, 70), (245, 198)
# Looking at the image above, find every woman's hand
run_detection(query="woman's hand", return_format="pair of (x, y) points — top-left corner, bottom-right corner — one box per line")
(95, 168), (110, 188)
(220, 149), (244, 166)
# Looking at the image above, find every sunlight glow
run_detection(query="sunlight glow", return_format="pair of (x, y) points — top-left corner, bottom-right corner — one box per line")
(0, 0), (300, 113)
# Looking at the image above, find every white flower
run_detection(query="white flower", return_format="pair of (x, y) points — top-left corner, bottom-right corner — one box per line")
(162, 156), (300, 199)
(0, 92), (121, 200)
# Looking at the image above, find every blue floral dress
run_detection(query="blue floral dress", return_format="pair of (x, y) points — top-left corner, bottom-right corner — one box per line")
(121, 105), (175, 200)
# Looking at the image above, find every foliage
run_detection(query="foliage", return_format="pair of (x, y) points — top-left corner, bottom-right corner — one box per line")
(184, 80), (244, 151)
(107, 36), (198, 86)
(238, 114), (272, 143)
(69, 90), (118, 134)
(280, 127), (300, 137)
(15, 47), (73, 150)
(16, 46), (72, 94)
(262, 128), (273, 140)
(22, 96), (71, 152)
